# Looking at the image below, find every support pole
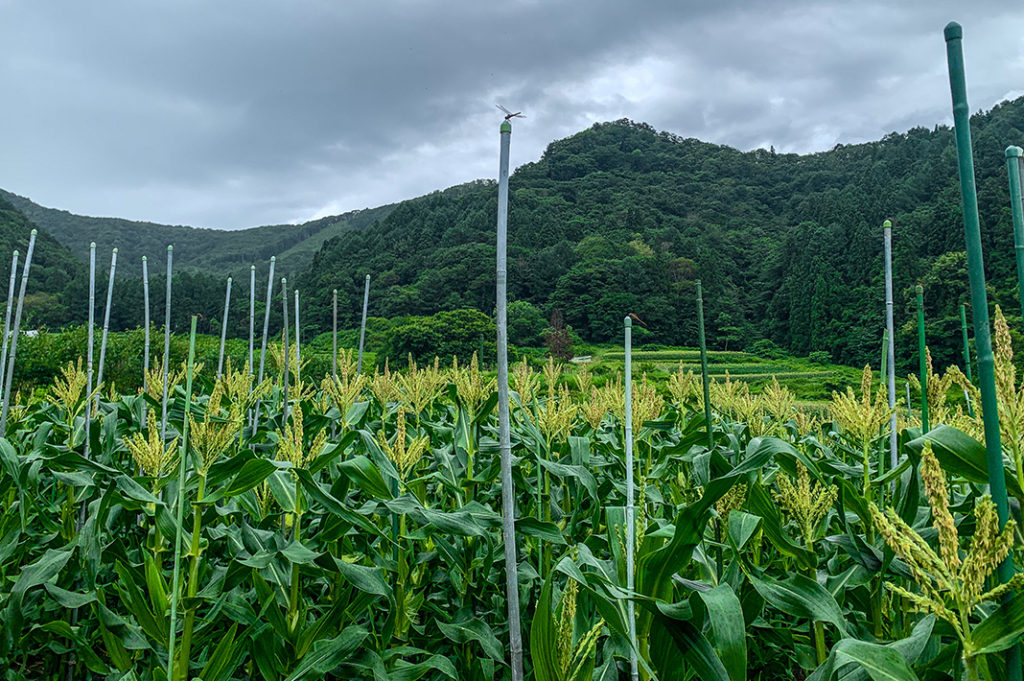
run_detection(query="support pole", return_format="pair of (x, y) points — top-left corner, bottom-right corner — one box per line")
(696, 279), (713, 449)
(624, 316), (639, 681)
(95, 248), (118, 409)
(960, 303), (974, 416)
(0, 250), (19, 396)
(495, 118), (524, 681)
(883, 221), (898, 469)
(945, 22), (1020, 681)
(294, 289), (300, 384)
(1005, 146), (1024, 330)
(332, 289), (338, 379)
(281, 278), (290, 429)
(86, 244), (95, 457)
(916, 284), (929, 432)
(217, 277), (232, 379)
(357, 274), (370, 375)
(249, 265), (255, 375)
(0, 230), (36, 432)
(142, 256), (150, 388)
(160, 246), (173, 442)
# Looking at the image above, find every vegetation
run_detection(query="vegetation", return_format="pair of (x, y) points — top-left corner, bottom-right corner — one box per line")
(2, 319), (1023, 679)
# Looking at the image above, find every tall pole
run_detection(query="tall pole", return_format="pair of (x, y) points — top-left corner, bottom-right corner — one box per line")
(294, 289), (300, 384)
(258, 257), (276, 385)
(217, 277), (232, 379)
(248, 265), (255, 375)
(160, 246), (173, 442)
(281, 278), (290, 429)
(624, 316), (639, 681)
(916, 284), (929, 432)
(1005, 146), (1024, 328)
(883, 221), (898, 468)
(357, 274), (370, 375)
(142, 256), (150, 388)
(696, 280), (713, 449)
(945, 22), (1020, 681)
(86, 244), (95, 457)
(0, 250), (19, 395)
(0, 229), (36, 432)
(95, 248), (118, 408)
(332, 289), (338, 379)
(495, 117), (524, 681)
(960, 303), (975, 416)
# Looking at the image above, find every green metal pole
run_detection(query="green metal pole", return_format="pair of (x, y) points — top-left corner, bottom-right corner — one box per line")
(960, 303), (975, 416)
(696, 279), (713, 448)
(945, 23), (1020, 681)
(916, 284), (929, 432)
(1006, 146), (1024, 328)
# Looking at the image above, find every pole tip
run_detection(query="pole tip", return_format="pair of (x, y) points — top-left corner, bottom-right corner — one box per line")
(90, 242), (96, 249)
(270, 256), (276, 262)
(142, 255), (147, 261)
(365, 274), (371, 280)
(883, 219), (892, 228)
(112, 247), (118, 254)
(167, 245), (173, 251)
(251, 265), (256, 271)
(624, 316), (632, 328)
(1006, 146), (1023, 158)
(12, 250), (18, 256)
(333, 288), (337, 293)
(30, 229), (37, 236)
(917, 283), (924, 294)
(227, 277), (232, 283)
(944, 22), (962, 41)
(500, 120), (512, 133)
(281, 277), (286, 284)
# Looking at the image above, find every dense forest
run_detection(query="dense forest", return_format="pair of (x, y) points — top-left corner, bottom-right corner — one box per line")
(4, 98), (1024, 371)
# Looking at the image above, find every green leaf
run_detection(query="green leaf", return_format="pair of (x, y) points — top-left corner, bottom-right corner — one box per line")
(199, 623), (242, 681)
(747, 571), (848, 636)
(832, 638), (919, 681)
(697, 584), (747, 681)
(43, 584), (97, 609)
(971, 590), (1024, 655)
(909, 425), (1024, 498)
(224, 458), (281, 496)
(338, 454), (393, 500)
(648, 608), (730, 681)
(283, 625), (368, 680)
(517, 517), (567, 545)
(529, 577), (560, 681)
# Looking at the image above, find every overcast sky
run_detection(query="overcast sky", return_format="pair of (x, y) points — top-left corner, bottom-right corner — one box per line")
(0, 1), (1021, 229)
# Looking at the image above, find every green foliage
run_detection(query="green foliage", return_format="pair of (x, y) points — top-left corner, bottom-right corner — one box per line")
(380, 308), (495, 364)
(808, 351), (832, 365)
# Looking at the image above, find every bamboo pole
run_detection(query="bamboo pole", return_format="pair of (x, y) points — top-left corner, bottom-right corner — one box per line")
(95, 248), (117, 409)
(142, 256), (150, 388)
(160, 246), (173, 442)
(281, 278), (290, 429)
(624, 316), (639, 681)
(249, 265), (255, 375)
(258, 257), (276, 384)
(357, 274), (370, 374)
(217, 277), (232, 379)
(332, 289), (338, 379)
(0, 250), (19, 396)
(166, 316), (198, 681)
(916, 284), (929, 432)
(294, 289), (300, 384)
(883, 220), (898, 469)
(86, 244), (95, 457)
(0, 230), (36, 433)
(945, 22), (1021, 681)
(1006, 146), (1024, 328)
(960, 303), (975, 416)
(495, 117), (524, 681)
(696, 279), (713, 449)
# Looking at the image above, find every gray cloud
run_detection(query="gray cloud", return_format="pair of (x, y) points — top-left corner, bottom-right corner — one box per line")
(0, 1), (1020, 228)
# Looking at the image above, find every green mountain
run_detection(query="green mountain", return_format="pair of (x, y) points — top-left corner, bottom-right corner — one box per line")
(0, 189), (396, 278)
(296, 98), (1024, 370)
(4, 99), (1024, 373)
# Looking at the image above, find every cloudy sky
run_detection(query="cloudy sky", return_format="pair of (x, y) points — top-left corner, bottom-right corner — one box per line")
(0, 1), (1021, 229)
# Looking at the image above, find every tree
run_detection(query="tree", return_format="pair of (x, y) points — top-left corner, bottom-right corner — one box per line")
(545, 309), (573, 360)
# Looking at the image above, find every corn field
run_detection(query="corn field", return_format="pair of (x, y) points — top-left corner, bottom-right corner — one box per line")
(1, 298), (1024, 681)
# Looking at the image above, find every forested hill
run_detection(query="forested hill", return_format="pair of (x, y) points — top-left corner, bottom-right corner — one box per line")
(298, 97), (1024, 369)
(0, 189), (396, 279)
